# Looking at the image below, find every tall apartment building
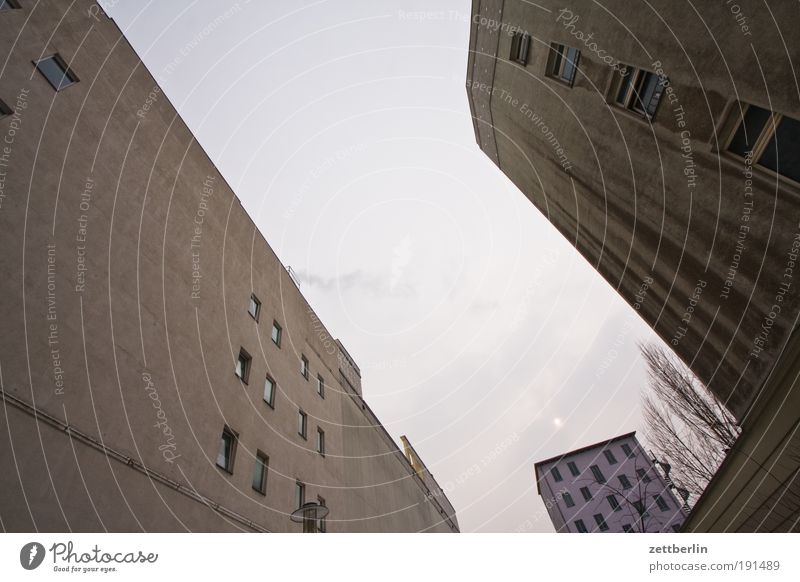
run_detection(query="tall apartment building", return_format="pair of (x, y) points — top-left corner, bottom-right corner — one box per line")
(0, 1), (458, 532)
(468, 0), (800, 531)
(535, 433), (687, 533)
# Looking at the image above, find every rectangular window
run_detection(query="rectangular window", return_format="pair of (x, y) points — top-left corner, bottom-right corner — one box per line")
(295, 481), (305, 509)
(235, 348), (252, 383)
(551, 466), (563, 482)
(618, 474), (632, 489)
(593, 513), (609, 532)
(248, 294), (261, 320)
(509, 31), (531, 65)
(1, 0), (22, 10)
(252, 451), (268, 494)
(567, 461), (580, 477)
(271, 321), (282, 346)
(216, 426), (237, 473)
(263, 376), (276, 408)
(574, 519), (588, 533)
(0, 99), (12, 119)
(636, 468), (652, 483)
(621, 443), (634, 458)
(622, 524), (633, 533)
(317, 496), (327, 532)
(316, 427), (325, 456)
(590, 465), (606, 483)
(301, 354), (309, 379)
(727, 104), (800, 183)
(671, 523), (682, 532)
(614, 65), (666, 119)
(654, 494), (670, 512)
(607, 494), (621, 512)
(580, 486), (592, 502)
(317, 374), (325, 398)
(547, 43), (580, 86)
(603, 449), (618, 464)
(633, 499), (650, 518)
(34, 54), (78, 92)
(298, 410), (307, 439)
(562, 492), (575, 508)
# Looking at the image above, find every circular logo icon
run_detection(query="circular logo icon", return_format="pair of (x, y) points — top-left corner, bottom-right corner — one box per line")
(20, 542), (46, 570)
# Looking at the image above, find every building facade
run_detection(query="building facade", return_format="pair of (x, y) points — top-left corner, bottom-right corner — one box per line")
(0, 0), (458, 532)
(535, 433), (687, 533)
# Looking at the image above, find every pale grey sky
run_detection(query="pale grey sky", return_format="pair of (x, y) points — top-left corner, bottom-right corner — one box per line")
(104, 0), (664, 532)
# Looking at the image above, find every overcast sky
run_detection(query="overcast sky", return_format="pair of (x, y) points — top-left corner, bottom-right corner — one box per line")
(104, 0), (665, 532)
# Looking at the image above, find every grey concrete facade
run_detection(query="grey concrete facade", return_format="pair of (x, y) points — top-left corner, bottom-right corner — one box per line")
(467, 0), (800, 423)
(0, 1), (457, 533)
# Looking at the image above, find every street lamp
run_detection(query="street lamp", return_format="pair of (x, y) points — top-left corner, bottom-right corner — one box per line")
(290, 502), (329, 533)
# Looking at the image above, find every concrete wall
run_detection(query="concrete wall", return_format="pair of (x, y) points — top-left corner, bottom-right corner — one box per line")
(0, 0), (457, 533)
(467, 0), (800, 420)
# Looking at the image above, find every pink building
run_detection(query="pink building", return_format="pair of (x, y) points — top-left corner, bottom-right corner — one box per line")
(535, 432), (687, 533)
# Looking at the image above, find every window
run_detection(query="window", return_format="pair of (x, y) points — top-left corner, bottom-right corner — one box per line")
(295, 481), (305, 509)
(248, 294), (261, 320)
(636, 468), (651, 483)
(235, 348), (251, 383)
(271, 321), (282, 346)
(622, 524), (633, 533)
(618, 474), (632, 489)
(298, 410), (307, 439)
(621, 443), (634, 458)
(603, 449), (618, 464)
(317, 496), (327, 532)
(654, 494), (670, 512)
(34, 54), (78, 92)
(574, 519), (588, 533)
(317, 374), (325, 398)
(580, 486), (592, 502)
(671, 523), (682, 532)
(590, 465), (605, 483)
(263, 376), (276, 408)
(316, 427), (325, 456)
(614, 65), (666, 119)
(509, 31), (530, 65)
(562, 492), (575, 508)
(727, 104), (800, 183)
(551, 466), (563, 482)
(0, 99), (11, 119)
(607, 494), (621, 512)
(547, 43), (580, 86)
(216, 426), (237, 473)
(593, 513), (609, 532)
(567, 461), (580, 477)
(633, 499), (650, 518)
(301, 354), (309, 379)
(252, 451), (268, 494)
(1, 0), (21, 12)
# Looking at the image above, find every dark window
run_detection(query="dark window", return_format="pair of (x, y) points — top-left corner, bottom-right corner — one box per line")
(34, 54), (78, 91)
(562, 492), (575, 508)
(593, 513), (609, 532)
(271, 321), (282, 346)
(633, 499), (649, 517)
(729, 104), (800, 183)
(621, 443), (634, 458)
(301, 354), (309, 379)
(604, 450), (618, 464)
(614, 65), (666, 119)
(0, 99), (12, 119)
(654, 494), (670, 512)
(295, 481), (305, 509)
(619, 474), (632, 489)
(590, 465), (606, 483)
(510, 31), (531, 65)
(636, 468), (651, 483)
(547, 43), (580, 86)
(317, 496), (327, 532)
(235, 348), (251, 383)
(567, 461), (580, 477)
(248, 294), (261, 320)
(671, 523), (682, 532)
(622, 524), (633, 533)
(317, 374), (325, 398)
(574, 519), (588, 533)
(216, 426), (237, 473)
(551, 466), (563, 482)
(1, 1), (21, 12)
(252, 451), (268, 494)
(263, 376), (276, 408)
(607, 494), (621, 511)
(580, 486), (592, 501)
(298, 410), (307, 439)
(316, 427), (325, 456)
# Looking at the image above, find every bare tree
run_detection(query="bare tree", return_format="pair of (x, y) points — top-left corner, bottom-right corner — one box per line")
(640, 342), (741, 499)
